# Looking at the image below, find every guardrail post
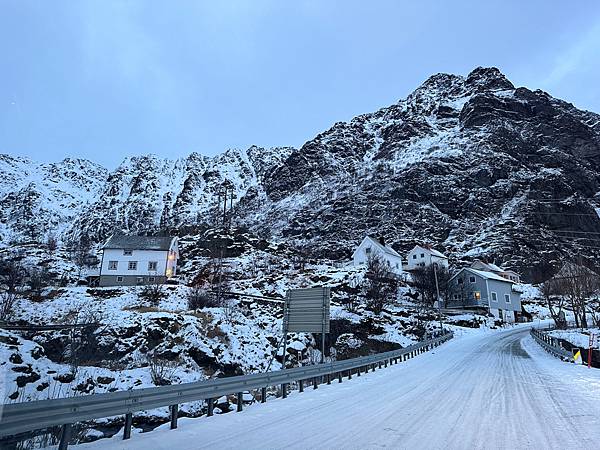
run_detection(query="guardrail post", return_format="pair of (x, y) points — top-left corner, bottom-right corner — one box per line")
(237, 392), (243, 412)
(357, 366), (361, 376)
(58, 423), (72, 450)
(123, 413), (133, 440)
(338, 372), (343, 383)
(170, 404), (178, 429)
(261, 388), (267, 403)
(313, 377), (318, 389)
(299, 379), (304, 392)
(282, 383), (288, 398)
(348, 369), (352, 380)
(207, 398), (215, 415)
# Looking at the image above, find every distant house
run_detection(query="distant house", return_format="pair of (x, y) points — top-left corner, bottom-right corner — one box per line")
(448, 268), (522, 322)
(352, 236), (403, 274)
(406, 245), (449, 270)
(470, 259), (521, 283)
(99, 235), (178, 287)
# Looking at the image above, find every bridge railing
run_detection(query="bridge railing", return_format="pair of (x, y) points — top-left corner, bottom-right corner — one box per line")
(530, 327), (572, 360)
(0, 331), (453, 449)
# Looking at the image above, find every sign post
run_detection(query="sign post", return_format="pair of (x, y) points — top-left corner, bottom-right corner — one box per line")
(589, 333), (596, 369)
(283, 287), (331, 366)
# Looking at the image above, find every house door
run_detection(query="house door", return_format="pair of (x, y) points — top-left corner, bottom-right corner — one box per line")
(498, 309), (503, 320)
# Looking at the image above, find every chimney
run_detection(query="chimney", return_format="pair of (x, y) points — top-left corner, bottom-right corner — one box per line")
(378, 236), (386, 246)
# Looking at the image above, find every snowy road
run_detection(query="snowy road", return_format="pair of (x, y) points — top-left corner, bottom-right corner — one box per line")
(83, 326), (600, 450)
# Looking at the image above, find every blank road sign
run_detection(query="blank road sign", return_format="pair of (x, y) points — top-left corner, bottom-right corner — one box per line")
(284, 287), (330, 333)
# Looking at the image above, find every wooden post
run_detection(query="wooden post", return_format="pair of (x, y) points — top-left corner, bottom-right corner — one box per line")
(313, 377), (318, 389)
(282, 383), (287, 398)
(261, 387), (267, 403)
(237, 392), (243, 412)
(348, 369), (352, 380)
(338, 372), (342, 383)
(326, 373), (331, 385)
(170, 404), (178, 429)
(58, 424), (72, 450)
(123, 413), (133, 440)
(299, 379), (304, 392)
(207, 398), (214, 416)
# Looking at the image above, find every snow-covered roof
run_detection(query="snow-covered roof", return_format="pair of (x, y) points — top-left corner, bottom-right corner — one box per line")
(470, 260), (503, 273)
(410, 245), (448, 259)
(103, 235), (177, 251)
(354, 236), (401, 258)
(465, 268), (512, 283)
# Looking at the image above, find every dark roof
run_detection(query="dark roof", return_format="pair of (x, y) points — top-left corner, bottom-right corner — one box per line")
(103, 235), (176, 251)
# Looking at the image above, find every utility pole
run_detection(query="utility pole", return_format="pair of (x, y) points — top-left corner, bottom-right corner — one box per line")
(433, 263), (443, 332)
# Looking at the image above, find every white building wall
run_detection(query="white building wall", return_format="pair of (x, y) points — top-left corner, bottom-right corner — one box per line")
(353, 239), (403, 274)
(407, 246), (448, 270)
(101, 249), (170, 276)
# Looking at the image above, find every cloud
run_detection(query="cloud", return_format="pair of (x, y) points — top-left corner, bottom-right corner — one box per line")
(542, 21), (600, 88)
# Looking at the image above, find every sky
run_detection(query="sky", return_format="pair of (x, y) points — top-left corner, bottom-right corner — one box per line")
(1, 1), (600, 168)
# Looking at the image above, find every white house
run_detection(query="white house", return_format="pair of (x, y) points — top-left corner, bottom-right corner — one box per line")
(99, 235), (178, 287)
(470, 259), (521, 283)
(406, 245), (449, 270)
(352, 236), (403, 274)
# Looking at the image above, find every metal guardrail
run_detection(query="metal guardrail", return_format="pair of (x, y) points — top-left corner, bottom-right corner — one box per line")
(530, 328), (572, 360)
(0, 331), (453, 448)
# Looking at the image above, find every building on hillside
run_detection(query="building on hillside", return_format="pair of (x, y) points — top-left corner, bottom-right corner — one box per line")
(470, 259), (521, 283)
(448, 267), (522, 322)
(98, 235), (178, 287)
(352, 236), (403, 274)
(406, 245), (449, 270)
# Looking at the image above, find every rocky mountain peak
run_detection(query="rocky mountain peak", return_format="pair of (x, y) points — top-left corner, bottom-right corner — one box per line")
(465, 66), (514, 92)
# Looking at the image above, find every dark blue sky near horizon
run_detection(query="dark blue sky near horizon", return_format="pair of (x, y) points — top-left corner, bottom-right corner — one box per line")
(1, 1), (599, 168)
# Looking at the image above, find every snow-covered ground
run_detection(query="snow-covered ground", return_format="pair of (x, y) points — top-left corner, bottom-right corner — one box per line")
(76, 325), (600, 450)
(548, 328), (600, 350)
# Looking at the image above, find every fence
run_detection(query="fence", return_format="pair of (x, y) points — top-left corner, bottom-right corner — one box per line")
(530, 327), (573, 360)
(0, 331), (453, 449)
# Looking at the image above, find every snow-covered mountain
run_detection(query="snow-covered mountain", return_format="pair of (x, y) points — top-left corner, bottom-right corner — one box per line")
(2, 67), (600, 281)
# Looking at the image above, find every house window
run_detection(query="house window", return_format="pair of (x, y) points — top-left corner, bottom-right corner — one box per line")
(505, 294), (511, 303)
(116, 276), (123, 282)
(123, 250), (133, 256)
(469, 276), (476, 283)
(365, 247), (371, 255)
(412, 254), (417, 260)
(148, 276), (156, 282)
(108, 261), (118, 270)
(491, 292), (498, 302)
(457, 278), (463, 285)
(136, 277), (144, 284)
(420, 253), (424, 258)
(474, 291), (481, 301)
(128, 261), (138, 270)
(148, 261), (158, 271)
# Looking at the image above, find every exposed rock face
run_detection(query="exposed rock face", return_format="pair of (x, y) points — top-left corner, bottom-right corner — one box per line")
(2, 67), (600, 281)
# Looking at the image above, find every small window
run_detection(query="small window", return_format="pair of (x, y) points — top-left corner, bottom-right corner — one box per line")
(491, 292), (498, 302)
(474, 291), (481, 301)
(412, 254), (417, 260)
(457, 278), (463, 285)
(148, 276), (156, 282)
(128, 261), (138, 270)
(365, 247), (371, 255)
(108, 261), (118, 270)
(469, 276), (476, 283)
(148, 261), (158, 271)
(136, 277), (144, 284)
(123, 250), (133, 256)
(116, 276), (123, 282)
(420, 253), (424, 258)
(505, 294), (510, 303)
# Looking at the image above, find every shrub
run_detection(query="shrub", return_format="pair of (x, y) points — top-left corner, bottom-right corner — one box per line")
(187, 287), (219, 310)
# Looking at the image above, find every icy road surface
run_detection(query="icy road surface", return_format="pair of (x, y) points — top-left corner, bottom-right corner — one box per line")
(82, 326), (600, 450)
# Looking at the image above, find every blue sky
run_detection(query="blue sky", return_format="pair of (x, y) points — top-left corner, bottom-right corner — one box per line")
(1, 1), (599, 168)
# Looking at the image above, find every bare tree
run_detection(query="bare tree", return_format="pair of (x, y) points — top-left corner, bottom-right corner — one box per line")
(138, 278), (166, 306)
(28, 267), (50, 301)
(552, 262), (600, 328)
(540, 278), (567, 329)
(0, 290), (19, 322)
(187, 286), (219, 310)
(46, 233), (58, 253)
(145, 352), (179, 386)
(0, 258), (25, 293)
(362, 254), (397, 314)
(411, 264), (450, 309)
